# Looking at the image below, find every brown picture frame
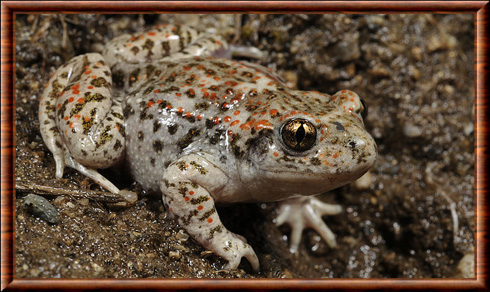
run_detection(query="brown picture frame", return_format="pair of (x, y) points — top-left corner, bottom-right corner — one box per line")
(1, 1), (488, 290)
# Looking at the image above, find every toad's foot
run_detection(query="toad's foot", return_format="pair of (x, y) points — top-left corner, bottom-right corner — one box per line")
(275, 197), (342, 254)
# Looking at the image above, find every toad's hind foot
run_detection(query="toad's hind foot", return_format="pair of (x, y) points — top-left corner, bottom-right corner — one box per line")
(275, 197), (342, 254)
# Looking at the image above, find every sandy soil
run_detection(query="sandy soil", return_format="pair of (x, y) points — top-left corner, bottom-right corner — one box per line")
(14, 14), (474, 278)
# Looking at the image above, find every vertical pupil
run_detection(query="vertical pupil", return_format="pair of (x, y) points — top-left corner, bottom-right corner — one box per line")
(296, 124), (306, 144)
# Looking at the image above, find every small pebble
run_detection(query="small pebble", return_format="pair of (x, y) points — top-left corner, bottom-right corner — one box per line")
(23, 193), (60, 224)
(355, 171), (373, 190)
(457, 253), (475, 278)
(79, 198), (89, 206)
(169, 250), (181, 259)
(176, 230), (189, 242)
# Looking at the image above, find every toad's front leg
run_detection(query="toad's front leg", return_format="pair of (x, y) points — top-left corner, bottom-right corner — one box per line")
(161, 153), (259, 272)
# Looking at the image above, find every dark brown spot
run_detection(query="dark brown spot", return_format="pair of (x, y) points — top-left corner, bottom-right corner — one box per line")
(177, 127), (201, 150)
(167, 123), (178, 135)
(130, 46), (140, 55)
(153, 120), (161, 133)
(153, 140), (164, 154)
(90, 77), (110, 88)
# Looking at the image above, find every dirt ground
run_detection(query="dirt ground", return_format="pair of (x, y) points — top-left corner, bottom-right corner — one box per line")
(14, 14), (475, 278)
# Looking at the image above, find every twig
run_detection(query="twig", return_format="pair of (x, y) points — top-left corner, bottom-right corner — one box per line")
(16, 181), (126, 203)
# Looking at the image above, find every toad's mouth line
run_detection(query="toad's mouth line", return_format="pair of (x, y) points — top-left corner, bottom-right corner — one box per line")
(255, 166), (370, 179)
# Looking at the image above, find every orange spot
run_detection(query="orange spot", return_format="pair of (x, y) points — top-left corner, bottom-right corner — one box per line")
(96, 62), (102, 66)
(291, 111), (297, 115)
(216, 40), (221, 46)
(176, 93), (181, 96)
(184, 66), (191, 71)
(148, 101), (154, 108)
(255, 120), (273, 130)
(74, 114), (81, 119)
(84, 116), (91, 122)
(68, 97), (75, 103)
(169, 208), (173, 212)
(84, 70), (92, 75)
(349, 107), (353, 111)
(57, 103), (61, 109)
(333, 153), (339, 158)
(154, 89), (160, 93)
(148, 31), (156, 36)
(224, 116), (231, 122)
(64, 116), (69, 121)
(189, 191), (194, 195)
(184, 197), (190, 202)
(270, 109), (278, 116)
(273, 152), (279, 157)
(116, 125), (120, 131)
(72, 90), (80, 94)
(342, 90), (347, 93)
(157, 100), (162, 104)
(227, 130), (233, 136)
(203, 92), (210, 98)
(185, 112), (192, 118)
(230, 120), (240, 126)
(77, 98), (85, 104)
(88, 86), (94, 89)
(69, 122), (74, 128)
(197, 205), (203, 211)
(207, 217), (213, 223)
(315, 119), (321, 123)
(234, 110), (240, 115)
(261, 111), (267, 115)
(197, 114), (202, 120)
(213, 117), (220, 125)
(240, 119), (255, 130)
(214, 77), (220, 81)
(91, 75), (97, 79)
(177, 107), (184, 113)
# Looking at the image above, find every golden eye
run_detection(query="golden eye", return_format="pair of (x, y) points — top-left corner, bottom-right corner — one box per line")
(281, 119), (317, 151)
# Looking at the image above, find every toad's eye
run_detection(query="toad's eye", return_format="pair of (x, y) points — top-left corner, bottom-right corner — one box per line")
(360, 98), (368, 119)
(281, 119), (317, 151)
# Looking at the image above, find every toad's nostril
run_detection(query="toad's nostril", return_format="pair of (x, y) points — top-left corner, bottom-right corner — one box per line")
(348, 141), (356, 148)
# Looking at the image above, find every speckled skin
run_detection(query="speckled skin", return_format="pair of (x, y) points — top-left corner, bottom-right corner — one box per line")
(39, 24), (377, 271)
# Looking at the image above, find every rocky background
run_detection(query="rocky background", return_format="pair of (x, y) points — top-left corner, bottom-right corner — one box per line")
(15, 14), (474, 278)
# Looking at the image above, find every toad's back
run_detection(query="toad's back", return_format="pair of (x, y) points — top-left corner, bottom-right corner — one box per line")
(116, 56), (290, 191)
